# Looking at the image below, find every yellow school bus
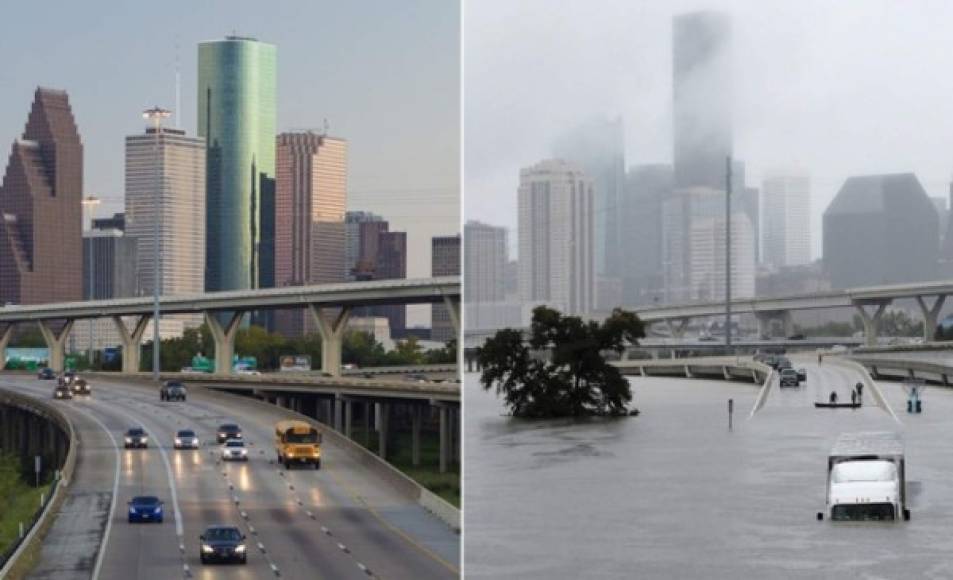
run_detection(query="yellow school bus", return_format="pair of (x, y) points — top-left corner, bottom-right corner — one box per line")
(274, 420), (322, 469)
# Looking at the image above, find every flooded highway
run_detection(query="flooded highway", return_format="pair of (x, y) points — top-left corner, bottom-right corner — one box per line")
(464, 358), (953, 579)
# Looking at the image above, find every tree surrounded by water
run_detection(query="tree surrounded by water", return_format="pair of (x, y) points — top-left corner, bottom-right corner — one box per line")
(478, 306), (645, 418)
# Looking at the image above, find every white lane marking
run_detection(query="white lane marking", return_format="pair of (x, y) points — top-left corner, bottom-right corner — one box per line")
(257, 541), (266, 552)
(71, 407), (120, 580)
(143, 427), (185, 537)
(270, 562), (280, 575)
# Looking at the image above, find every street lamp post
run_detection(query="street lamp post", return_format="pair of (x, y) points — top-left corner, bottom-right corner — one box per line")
(143, 106), (171, 382)
(81, 195), (101, 367)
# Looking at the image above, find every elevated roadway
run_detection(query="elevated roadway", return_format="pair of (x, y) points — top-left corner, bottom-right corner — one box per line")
(0, 374), (459, 580)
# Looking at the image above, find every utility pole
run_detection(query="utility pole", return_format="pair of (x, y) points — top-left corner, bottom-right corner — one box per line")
(725, 156), (732, 348)
(143, 106), (171, 382)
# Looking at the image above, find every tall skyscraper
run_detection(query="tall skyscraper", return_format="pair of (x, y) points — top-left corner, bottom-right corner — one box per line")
(824, 173), (939, 288)
(621, 164), (672, 306)
(125, 127), (206, 300)
(198, 36), (277, 293)
(345, 211), (384, 280)
(673, 11), (732, 190)
(431, 234), (460, 343)
(377, 230), (407, 335)
(0, 88), (83, 306)
(552, 117), (624, 277)
(274, 132), (347, 336)
(518, 159), (594, 318)
(464, 220), (507, 303)
(83, 226), (137, 300)
(762, 172), (811, 268)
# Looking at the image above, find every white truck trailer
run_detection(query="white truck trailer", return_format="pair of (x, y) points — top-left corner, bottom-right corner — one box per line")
(817, 431), (909, 522)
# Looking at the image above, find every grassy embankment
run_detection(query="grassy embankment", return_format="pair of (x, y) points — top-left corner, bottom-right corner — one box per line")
(351, 420), (460, 507)
(0, 453), (53, 565)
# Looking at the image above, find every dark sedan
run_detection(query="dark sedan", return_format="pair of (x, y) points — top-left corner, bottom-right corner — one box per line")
(200, 526), (247, 564)
(37, 367), (55, 380)
(128, 496), (164, 523)
(216, 424), (242, 444)
(124, 427), (149, 449)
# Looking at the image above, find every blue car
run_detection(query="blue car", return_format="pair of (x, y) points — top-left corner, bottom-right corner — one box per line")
(128, 496), (164, 523)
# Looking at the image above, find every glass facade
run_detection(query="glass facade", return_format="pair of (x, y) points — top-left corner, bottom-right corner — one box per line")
(197, 36), (277, 292)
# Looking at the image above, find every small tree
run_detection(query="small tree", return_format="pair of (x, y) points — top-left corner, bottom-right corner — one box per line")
(478, 306), (645, 418)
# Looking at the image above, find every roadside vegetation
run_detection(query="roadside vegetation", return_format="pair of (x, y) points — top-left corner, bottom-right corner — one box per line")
(0, 452), (52, 564)
(478, 306), (645, 418)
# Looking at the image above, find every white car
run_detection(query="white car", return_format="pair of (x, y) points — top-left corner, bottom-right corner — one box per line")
(221, 439), (248, 461)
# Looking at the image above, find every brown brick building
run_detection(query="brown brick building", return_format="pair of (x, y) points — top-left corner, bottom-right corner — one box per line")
(0, 88), (83, 306)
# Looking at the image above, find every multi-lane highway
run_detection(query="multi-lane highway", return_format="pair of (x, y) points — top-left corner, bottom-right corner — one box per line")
(1, 374), (459, 580)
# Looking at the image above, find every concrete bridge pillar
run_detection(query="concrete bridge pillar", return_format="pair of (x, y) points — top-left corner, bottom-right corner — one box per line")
(411, 405), (422, 467)
(665, 318), (691, 339)
(442, 295), (461, 339)
(0, 324), (14, 369)
(37, 319), (75, 373)
(437, 403), (450, 474)
(377, 402), (390, 461)
(855, 301), (890, 347)
(915, 295), (946, 342)
(310, 305), (352, 378)
(333, 395), (344, 432)
(205, 311), (244, 374)
(112, 315), (151, 374)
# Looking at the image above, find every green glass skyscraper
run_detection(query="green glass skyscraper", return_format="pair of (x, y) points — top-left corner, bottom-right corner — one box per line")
(198, 36), (277, 293)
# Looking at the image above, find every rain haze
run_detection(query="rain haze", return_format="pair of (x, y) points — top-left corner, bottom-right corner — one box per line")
(465, 0), (953, 261)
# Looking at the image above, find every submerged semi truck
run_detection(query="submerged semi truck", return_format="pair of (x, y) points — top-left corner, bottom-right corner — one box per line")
(818, 431), (909, 522)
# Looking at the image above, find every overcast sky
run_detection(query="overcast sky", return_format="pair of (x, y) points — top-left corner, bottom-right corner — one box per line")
(465, 0), (953, 260)
(0, 0), (459, 326)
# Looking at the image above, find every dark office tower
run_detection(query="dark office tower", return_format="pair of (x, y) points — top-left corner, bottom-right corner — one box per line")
(552, 117), (624, 277)
(431, 234), (460, 343)
(673, 11), (732, 190)
(377, 231), (407, 336)
(198, 36), (277, 294)
(620, 164), (672, 306)
(823, 173), (939, 288)
(273, 132), (347, 337)
(0, 88), (83, 306)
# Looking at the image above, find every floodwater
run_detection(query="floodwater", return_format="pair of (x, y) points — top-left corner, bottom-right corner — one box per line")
(464, 360), (953, 579)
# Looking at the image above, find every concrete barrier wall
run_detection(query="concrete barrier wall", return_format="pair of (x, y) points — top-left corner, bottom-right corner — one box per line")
(0, 389), (77, 579)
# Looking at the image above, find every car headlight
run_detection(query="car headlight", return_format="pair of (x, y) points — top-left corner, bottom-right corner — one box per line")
(142, 437), (148, 443)
(175, 438), (182, 445)
(287, 451), (294, 457)
(202, 544), (214, 553)
(192, 438), (199, 445)
(129, 507), (137, 513)
(125, 437), (132, 443)
(218, 432), (225, 438)
(313, 449), (320, 456)
(154, 507), (161, 513)
(240, 449), (247, 455)
(235, 544), (246, 553)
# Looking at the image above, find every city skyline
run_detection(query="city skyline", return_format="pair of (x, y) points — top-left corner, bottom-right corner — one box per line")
(0, 0), (459, 302)
(466, 0), (953, 261)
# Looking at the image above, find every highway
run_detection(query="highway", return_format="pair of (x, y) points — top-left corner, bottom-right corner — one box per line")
(465, 357), (953, 579)
(0, 374), (459, 580)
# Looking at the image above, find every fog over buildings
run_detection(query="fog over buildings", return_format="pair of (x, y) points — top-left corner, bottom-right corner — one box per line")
(464, 0), (953, 322)
(466, 0), (953, 267)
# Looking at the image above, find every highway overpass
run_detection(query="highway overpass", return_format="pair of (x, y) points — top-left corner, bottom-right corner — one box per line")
(0, 277), (460, 375)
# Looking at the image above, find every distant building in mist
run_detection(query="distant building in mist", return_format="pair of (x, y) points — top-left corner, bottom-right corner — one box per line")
(552, 117), (625, 279)
(762, 172), (811, 269)
(673, 11), (732, 191)
(620, 164), (672, 306)
(823, 173), (938, 288)
(518, 159), (594, 318)
(431, 234), (460, 343)
(464, 220), (507, 303)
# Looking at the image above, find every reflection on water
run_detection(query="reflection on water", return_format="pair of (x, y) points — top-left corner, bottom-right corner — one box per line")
(465, 369), (953, 579)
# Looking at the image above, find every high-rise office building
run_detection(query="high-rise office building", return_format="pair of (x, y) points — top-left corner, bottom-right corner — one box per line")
(673, 11), (732, 190)
(552, 117), (624, 277)
(464, 220), (507, 303)
(762, 172), (811, 269)
(83, 227), (137, 300)
(345, 211), (384, 280)
(431, 234), (460, 343)
(621, 164), (672, 306)
(125, 127), (206, 300)
(93, 212), (125, 231)
(824, 173), (939, 288)
(377, 230), (407, 335)
(518, 159), (595, 318)
(274, 132), (347, 336)
(198, 36), (277, 293)
(0, 88), (83, 306)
